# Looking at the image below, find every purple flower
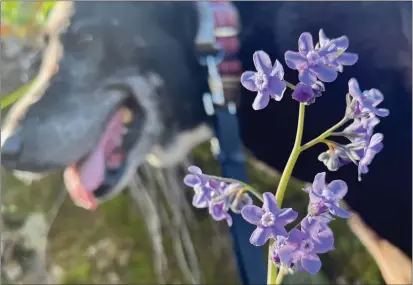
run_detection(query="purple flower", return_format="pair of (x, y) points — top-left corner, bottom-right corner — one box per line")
(183, 166), (207, 186)
(240, 50), (287, 110)
(358, 133), (384, 181)
(230, 192), (253, 214)
(184, 166), (212, 208)
(270, 235), (288, 265)
(292, 83), (315, 104)
(312, 81), (325, 97)
(317, 29), (359, 72)
(278, 217), (334, 275)
(348, 78), (390, 118)
(318, 145), (352, 171)
(183, 168), (248, 226)
(241, 192), (298, 246)
(304, 172), (351, 218)
(206, 180), (233, 226)
(209, 200), (233, 226)
(284, 32), (339, 85)
(343, 116), (380, 142)
(318, 140), (366, 172)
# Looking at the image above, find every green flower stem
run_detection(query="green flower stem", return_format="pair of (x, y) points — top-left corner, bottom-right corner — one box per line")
(268, 103), (306, 285)
(285, 81), (296, 90)
(267, 241), (277, 284)
(274, 103), (306, 207)
(300, 116), (348, 152)
(275, 267), (286, 284)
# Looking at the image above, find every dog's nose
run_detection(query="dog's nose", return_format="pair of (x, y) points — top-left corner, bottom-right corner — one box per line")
(1, 132), (22, 167)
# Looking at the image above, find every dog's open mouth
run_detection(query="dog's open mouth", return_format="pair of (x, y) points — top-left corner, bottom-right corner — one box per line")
(63, 94), (142, 210)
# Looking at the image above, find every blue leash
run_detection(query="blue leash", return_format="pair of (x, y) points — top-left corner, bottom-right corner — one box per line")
(214, 108), (267, 285)
(195, 2), (266, 282)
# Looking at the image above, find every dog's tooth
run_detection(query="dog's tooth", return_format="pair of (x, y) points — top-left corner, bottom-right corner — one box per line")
(120, 106), (134, 124)
(121, 127), (128, 135)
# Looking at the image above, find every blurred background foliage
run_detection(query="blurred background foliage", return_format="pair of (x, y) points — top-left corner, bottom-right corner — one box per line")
(1, 1), (384, 284)
(1, 1), (54, 38)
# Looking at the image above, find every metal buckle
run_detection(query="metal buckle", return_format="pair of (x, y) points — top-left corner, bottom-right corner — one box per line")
(201, 55), (237, 116)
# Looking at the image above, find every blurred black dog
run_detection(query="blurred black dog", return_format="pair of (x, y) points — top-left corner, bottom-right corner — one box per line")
(1, 1), (411, 258)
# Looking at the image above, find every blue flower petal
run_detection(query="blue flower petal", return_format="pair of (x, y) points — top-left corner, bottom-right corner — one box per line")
(192, 194), (208, 208)
(240, 71), (258, 91)
(253, 50), (273, 74)
(268, 77), (286, 101)
(287, 228), (306, 246)
(326, 203), (352, 218)
(284, 51), (307, 70)
(373, 108), (390, 117)
(337, 52), (358, 66)
(301, 253), (321, 275)
(188, 165), (202, 174)
(298, 32), (315, 54)
(263, 192), (280, 214)
(312, 65), (338, 83)
(276, 208), (298, 226)
(299, 69), (317, 85)
(313, 228), (334, 254)
(348, 78), (363, 100)
(370, 133), (384, 148)
(366, 88), (384, 106)
(249, 227), (272, 246)
(312, 172), (326, 195)
(184, 174), (201, 187)
(270, 60), (285, 78)
(318, 29), (330, 47)
(277, 243), (298, 264)
(252, 90), (270, 110)
(333, 35), (349, 50)
(241, 205), (264, 225)
(327, 180), (348, 201)
(271, 224), (288, 237)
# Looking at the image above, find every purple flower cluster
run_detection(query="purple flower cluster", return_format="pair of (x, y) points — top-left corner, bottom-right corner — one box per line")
(183, 29), (389, 280)
(284, 31), (357, 86)
(183, 166), (253, 226)
(183, 167), (349, 275)
(267, 172), (350, 275)
(241, 29), (358, 108)
(318, 78), (389, 180)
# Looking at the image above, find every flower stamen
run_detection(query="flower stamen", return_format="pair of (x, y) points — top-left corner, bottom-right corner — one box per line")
(261, 211), (276, 227)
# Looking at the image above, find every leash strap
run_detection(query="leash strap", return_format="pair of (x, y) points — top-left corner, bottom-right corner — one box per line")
(196, 2), (266, 284)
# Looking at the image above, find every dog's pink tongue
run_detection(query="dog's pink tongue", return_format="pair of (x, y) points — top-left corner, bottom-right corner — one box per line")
(64, 110), (124, 210)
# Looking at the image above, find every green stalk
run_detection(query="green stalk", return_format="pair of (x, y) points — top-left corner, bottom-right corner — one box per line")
(275, 267), (286, 284)
(274, 103), (306, 207)
(300, 117), (348, 152)
(267, 103), (306, 284)
(267, 240), (277, 284)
